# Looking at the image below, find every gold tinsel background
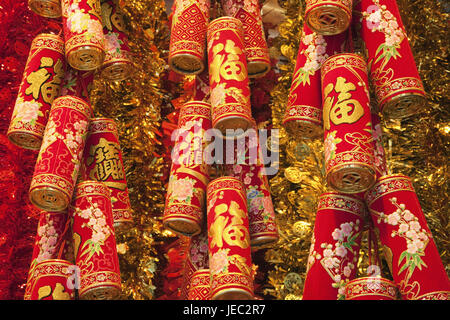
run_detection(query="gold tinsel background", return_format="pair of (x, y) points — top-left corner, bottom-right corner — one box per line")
(89, 0), (449, 299)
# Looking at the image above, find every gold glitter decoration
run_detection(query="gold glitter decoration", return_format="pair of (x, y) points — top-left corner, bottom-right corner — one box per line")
(89, 0), (174, 300)
(264, 0), (449, 300)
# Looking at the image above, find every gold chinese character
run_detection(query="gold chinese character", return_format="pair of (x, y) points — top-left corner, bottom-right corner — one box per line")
(41, 59), (64, 104)
(87, 138), (124, 182)
(25, 57), (52, 99)
(323, 76), (364, 130)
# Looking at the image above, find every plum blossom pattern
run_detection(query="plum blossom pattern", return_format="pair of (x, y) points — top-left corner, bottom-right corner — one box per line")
(66, 1), (103, 42)
(291, 32), (328, 89)
(167, 175), (196, 204)
(74, 199), (114, 260)
(11, 95), (43, 126)
(210, 248), (230, 274)
(375, 197), (430, 279)
(104, 32), (124, 57)
(363, 1), (406, 64)
(309, 220), (361, 299)
(34, 218), (61, 264)
(324, 130), (342, 163)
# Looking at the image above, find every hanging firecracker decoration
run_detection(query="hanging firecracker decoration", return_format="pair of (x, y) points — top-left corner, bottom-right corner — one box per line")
(354, 0), (426, 119)
(70, 180), (121, 299)
(180, 232), (209, 299)
(207, 17), (253, 135)
(344, 276), (399, 300)
(221, 0), (271, 78)
(207, 176), (254, 300)
(100, 0), (133, 81)
(365, 174), (450, 300)
(321, 53), (376, 194)
(224, 125), (279, 248)
(29, 95), (92, 212)
(168, 0), (210, 75)
(81, 118), (133, 231)
(283, 23), (347, 140)
(163, 101), (211, 237)
(28, 0), (62, 18)
(62, 0), (106, 71)
(24, 259), (76, 300)
(303, 192), (365, 300)
(304, 0), (353, 35)
(187, 269), (211, 300)
(7, 33), (65, 150)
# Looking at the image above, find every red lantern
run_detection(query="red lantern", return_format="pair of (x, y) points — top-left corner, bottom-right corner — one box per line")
(207, 17), (253, 134)
(305, 0), (353, 35)
(70, 180), (121, 299)
(303, 192), (366, 300)
(221, 0), (270, 78)
(366, 174), (450, 300)
(163, 101), (211, 237)
(207, 176), (254, 300)
(7, 33), (65, 150)
(345, 276), (398, 300)
(321, 53), (376, 193)
(30, 95), (92, 212)
(354, 0), (426, 119)
(100, 0), (133, 81)
(24, 259), (75, 300)
(28, 0), (62, 18)
(81, 118), (133, 230)
(168, 0), (210, 75)
(283, 23), (347, 139)
(62, 0), (106, 71)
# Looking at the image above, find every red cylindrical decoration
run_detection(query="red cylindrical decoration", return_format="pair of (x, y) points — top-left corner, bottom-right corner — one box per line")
(224, 128), (278, 248)
(7, 33), (65, 150)
(207, 17), (253, 135)
(62, 0), (106, 71)
(365, 174), (450, 300)
(24, 259), (75, 300)
(355, 0), (426, 119)
(303, 192), (365, 300)
(168, 0), (210, 75)
(163, 101), (211, 237)
(207, 176), (254, 300)
(60, 66), (95, 103)
(345, 277), (398, 300)
(188, 269), (211, 300)
(100, 0), (133, 81)
(29, 95), (92, 212)
(321, 53), (376, 193)
(283, 24), (347, 139)
(81, 118), (133, 231)
(70, 181), (121, 299)
(305, 0), (353, 35)
(28, 0), (62, 18)
(222, 0), (271, 78)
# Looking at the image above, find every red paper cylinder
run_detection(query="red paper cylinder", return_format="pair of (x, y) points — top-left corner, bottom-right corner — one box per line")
(365, 174), (450, 300)
(303, 192), (365, 300)
(70, 180), (121, 299)
(180, 232), (209, 299)
(24, 259), (75, 300)
(355, 0), (426, 119)
(28, 0), (62, 18)
(345, 276), (398, 300)
(168, 0), (210, 75)
(7, 33), (65, 150)
(163, 101), (211, 236)
(224, 129), (279, 248)
(81, 118), (133, 230)
(62, 0), (106, 71)
(188, 269), (211, 300)
(207, 17), (253, 134)
(100, 0), (133, 81)
(321, 53), (376, 193)
(30, 95), (92, 212)
(207, 176), (254, 300)
(305, 0), (353, 35)
(283, 23), (347, 139)
(222, 0), (271, 78)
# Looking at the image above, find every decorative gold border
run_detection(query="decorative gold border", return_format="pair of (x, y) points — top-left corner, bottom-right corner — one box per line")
(365, 174), (414, 206)
(210, 272), (253, 300)
(345, 276), (398, 300)
(73, 180), (111, 200)
(317, 192), (366, 216)
(52, 95), (93, 118)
